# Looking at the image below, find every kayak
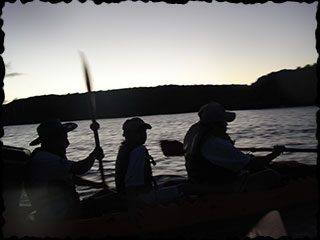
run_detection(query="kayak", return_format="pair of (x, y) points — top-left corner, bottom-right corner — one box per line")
(2, 145), (318, 238)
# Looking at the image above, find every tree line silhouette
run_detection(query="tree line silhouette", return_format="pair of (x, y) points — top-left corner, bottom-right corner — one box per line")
(2, 64), (317, 126)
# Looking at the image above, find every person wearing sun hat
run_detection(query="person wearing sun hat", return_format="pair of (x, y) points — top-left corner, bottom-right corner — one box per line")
(183, 102), (285, 191)
(25, 119), (106, 221)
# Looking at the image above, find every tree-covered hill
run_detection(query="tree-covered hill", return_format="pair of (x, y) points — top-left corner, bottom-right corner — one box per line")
(2, 64), (317, 126)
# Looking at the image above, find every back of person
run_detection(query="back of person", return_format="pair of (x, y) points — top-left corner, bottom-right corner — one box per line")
(25, 148), (81, 221)
(115, 142), (154, 195)
(184, 122), (238, 184)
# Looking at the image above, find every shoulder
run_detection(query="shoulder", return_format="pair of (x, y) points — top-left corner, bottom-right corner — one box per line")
(202, 136), (250, 161)
(201, 135), (239, 153)
(33, 150), (61, 161)
(203, 136), (228, 146)
(131, 145), (147, 156)
(32, 150), (73, 168)
(185, 122), (202, 137)
(118, 144), (146, 157)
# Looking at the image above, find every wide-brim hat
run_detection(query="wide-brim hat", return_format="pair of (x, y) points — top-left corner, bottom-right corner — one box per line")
(198, 102), (236, 124)
(122, 117), (151, 136)
(30, 119), (77, 146)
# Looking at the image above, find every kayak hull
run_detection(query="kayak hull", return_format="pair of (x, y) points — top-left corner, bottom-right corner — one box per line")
(2, 145), (317, 238)
(3, 175), (317, 238)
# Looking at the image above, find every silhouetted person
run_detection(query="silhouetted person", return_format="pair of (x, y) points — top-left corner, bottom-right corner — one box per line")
(184, 102), (285, 191)
(115, 118), (184, 223)
(25, 119), (106, 221)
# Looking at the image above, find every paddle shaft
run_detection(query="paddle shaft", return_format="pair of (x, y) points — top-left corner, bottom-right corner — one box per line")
(238, 147), (317, 153)
(91, 120), (105, 184)
(160, 140), (317, 157)
(81, 53), (106, 184)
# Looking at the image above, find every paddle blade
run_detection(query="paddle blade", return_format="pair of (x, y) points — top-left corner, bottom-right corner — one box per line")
(160, 140), (184, 156)
(80, 52), (92, 91)
(80, 52), (97, 120)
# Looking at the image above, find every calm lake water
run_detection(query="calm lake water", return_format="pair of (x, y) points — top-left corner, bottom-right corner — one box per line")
(2, 106), (318, 199)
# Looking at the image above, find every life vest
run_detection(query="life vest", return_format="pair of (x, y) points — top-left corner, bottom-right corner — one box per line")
(183, 122), (238, 184)
(115, 143), (157, 194)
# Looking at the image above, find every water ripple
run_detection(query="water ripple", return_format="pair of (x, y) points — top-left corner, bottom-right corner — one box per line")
(2, 106), (317, 199)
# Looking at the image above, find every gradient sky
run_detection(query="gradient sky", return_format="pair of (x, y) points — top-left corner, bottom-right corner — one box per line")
(2, 1), (317, 103)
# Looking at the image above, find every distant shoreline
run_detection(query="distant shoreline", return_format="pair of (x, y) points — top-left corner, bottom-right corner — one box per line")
(2, 64), (317, 126)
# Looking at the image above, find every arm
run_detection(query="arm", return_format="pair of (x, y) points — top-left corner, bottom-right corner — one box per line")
(244, 146), (285, 172)
(71, 146), (104, 175)
(201, 136), (251, 172)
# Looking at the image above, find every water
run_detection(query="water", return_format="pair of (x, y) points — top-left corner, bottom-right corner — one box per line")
(2, 106), (318, 199)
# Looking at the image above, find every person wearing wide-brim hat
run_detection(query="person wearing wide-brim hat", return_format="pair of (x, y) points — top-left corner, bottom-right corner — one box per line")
(25, 119), (106, 221)
(183, 102), (285, 192)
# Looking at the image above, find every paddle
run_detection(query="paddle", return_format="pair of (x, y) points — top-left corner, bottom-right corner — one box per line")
(160, 140), (317, 157)
(80, 52), (106, 184)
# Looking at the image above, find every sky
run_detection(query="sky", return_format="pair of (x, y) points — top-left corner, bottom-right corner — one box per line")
(2, 1), (318, 103)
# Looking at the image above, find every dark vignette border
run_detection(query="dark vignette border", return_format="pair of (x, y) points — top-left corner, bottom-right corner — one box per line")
(0, 0), (318, 239)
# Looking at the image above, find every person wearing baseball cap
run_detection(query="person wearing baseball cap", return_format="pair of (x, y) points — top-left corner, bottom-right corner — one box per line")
(115, 117), (154, 195)
(184, 102), (284, 191)
(25, 119), (106, 221)
(115, 117), (183, 223)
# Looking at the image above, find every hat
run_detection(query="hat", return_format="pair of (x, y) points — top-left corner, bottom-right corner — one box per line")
(30, 119), (78, 146)
(122, 117), (151, 135)
(198, 102), (236, 124)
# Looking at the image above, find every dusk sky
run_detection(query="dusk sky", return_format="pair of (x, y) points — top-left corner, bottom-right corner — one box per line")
(2, 1), (317, 103)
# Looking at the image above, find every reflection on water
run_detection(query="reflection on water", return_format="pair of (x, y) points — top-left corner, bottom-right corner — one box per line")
(2, 106), (317, 198)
